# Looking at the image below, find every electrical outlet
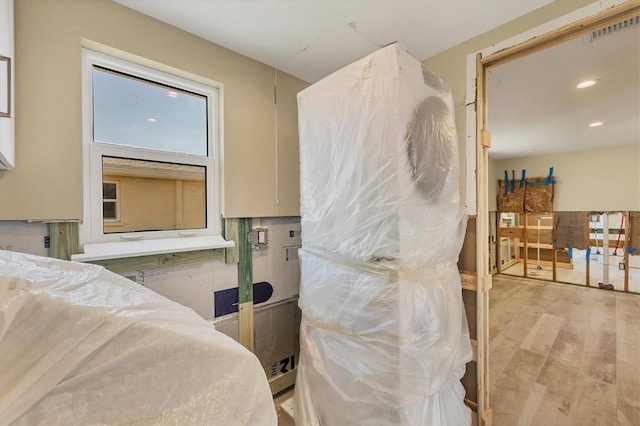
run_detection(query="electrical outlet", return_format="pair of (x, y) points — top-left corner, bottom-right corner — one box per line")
(248, 227), (268, 249)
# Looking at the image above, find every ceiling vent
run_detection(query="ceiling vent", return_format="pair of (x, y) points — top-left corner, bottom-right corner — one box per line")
(588, 15), (640, 42)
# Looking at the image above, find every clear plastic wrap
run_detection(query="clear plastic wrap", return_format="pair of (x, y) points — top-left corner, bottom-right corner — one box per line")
(297, 44), (461, 269)
(294, 44), (472, 425)
(0, 250), (277, 426)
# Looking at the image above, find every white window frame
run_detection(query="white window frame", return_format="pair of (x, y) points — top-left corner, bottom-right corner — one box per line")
(102, 179), (120, 223)
(74, 49), (232, 262)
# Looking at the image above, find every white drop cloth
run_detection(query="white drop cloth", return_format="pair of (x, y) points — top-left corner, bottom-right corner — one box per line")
(0, 250), (276, 425)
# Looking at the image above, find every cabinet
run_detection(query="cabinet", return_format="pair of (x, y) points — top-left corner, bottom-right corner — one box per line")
(0, 0), (13, 169)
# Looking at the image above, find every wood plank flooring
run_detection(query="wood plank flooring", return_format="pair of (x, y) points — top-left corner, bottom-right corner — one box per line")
(490, 275), (640, 426)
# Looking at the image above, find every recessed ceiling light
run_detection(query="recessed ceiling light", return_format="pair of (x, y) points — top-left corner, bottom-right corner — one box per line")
(147, 118), (157, 123)
(589, 121), (603, 127)
(525, 149), (536, 153)
(167, 91), (179, 98)
(577, 80), (596, 89)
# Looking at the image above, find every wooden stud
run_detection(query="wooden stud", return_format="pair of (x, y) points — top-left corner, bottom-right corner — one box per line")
(237, 218), (253, 304)
(237, 218), (254, 351)
(481, 129), (492, 148)
(496, 220), (502, 274)
(465, 399), (479, 412)
(624, 211), (630, 292)
(460, 271), (478, 291)
(49, 222), (79, 260)
(475, 51), (490, 426)
(523, 214), (528, 278)
(480, 2), (640, 68)
(238, 301), (254, 352)
(90, 249), (224, 274)
(586, 250), (591, 287)
(269, 367), (297, 395)
(588, 239), (628, 249)
(483, 408), (494, 426)
(498, 227), (524, 239)
(481, 274), (493, 293)
(552, 248), (557, 282)
(471, 338), (478, 362)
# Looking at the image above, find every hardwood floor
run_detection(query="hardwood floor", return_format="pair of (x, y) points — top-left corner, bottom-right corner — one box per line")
(490, 275), (640, 426)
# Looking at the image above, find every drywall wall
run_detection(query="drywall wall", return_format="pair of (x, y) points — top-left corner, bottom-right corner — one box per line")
(0, 0), (308, 220)
(124, 216), (301, 380)
(421, 0), (594, 206)
(0, 221), (47, 256)
(494, 143), (640, 211)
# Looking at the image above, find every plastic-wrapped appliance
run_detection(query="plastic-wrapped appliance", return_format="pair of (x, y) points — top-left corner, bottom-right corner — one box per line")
(294, 44), (472, 425)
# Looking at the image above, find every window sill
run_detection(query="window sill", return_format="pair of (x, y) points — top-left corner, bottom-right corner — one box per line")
(71, 235), (235, 263)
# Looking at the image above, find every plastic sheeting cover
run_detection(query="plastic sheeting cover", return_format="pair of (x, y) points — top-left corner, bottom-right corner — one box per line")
(0, 250), (277, 425)
(294, 44), (472, 425)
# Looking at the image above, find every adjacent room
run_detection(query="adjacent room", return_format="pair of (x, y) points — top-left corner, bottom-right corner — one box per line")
(487, 21), (640, 293)
(0, 1), (638, 425)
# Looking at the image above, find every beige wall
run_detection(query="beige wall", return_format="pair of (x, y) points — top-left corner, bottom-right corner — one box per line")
(422, 0), (594, 205)
(0, 0), (308, 220)
(494, 144), (640, 211)
(103, 175), (206, 233)
(3, 0), (615, 220)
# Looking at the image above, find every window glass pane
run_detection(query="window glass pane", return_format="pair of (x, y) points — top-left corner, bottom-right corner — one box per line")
(103, 182), (117, 200)
(103, 202), (117, 220)
(102, 156), (206, 233)
(93, 67), (208, 156)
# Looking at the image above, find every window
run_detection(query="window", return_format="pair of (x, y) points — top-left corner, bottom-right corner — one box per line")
(76, 49), (231, 261)
(102, 180), (120, 222)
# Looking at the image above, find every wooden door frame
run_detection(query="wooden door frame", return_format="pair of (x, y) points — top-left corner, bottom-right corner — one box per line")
(468, 1), (640, 425)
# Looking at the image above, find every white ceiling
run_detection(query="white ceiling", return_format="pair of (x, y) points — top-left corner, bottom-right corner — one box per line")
(487, 22), (640, 160)
(114, 0), (553, 83)
(114, 1), (639, 160)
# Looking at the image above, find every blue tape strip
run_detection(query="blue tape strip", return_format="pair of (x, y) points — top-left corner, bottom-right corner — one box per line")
(629, 247), (637, 254)
(504, 170), (508, 196)
(527, 167), (557, 186)
(586, 247), (591, 262)
(520, 169), (526, 188)
(511, 170), (515, 193)
(546, 167), (554, 185)
(568, 248), (573, 259)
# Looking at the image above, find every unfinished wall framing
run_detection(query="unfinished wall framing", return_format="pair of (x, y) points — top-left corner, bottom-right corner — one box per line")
(497, 210), (638, 292)
(219, 217), (301, 393)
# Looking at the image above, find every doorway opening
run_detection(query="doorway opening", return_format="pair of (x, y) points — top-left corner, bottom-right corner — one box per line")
(478, 2), (640, 294)
(471, 2), (640, 425)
